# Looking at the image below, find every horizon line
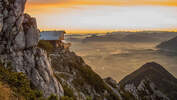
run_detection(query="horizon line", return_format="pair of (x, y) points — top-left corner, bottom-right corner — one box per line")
(39, 29), (177, 34)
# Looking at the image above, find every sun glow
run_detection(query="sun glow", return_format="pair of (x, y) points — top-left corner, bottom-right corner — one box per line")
(27, 0), (177, 7)
(26, 0), (177, 33)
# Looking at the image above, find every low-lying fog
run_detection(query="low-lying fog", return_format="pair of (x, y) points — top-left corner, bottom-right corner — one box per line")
(66, 32), (177, 82)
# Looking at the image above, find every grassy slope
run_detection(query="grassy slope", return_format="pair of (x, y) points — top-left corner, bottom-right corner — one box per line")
(0, 62), (46, 100)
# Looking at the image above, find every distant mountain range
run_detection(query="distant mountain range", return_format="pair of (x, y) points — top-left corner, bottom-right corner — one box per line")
(78, 32), (177, 43)
(157, 36), (177, 52)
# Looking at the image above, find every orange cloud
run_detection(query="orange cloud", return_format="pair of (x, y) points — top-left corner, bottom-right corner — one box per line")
(25, 0), (177, 15)
(27, 0), (177, 7)
(25, 0), (177, 33)
(41, 28), (177, 34)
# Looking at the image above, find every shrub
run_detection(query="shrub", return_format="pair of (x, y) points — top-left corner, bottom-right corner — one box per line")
(0, 62), (45, 100)
(60, 96), (74, 100)
(55, 76), (76, 100)
(86, 96), (92, 100)
(48, 94), (58, 100)
(69, 62), (120, 100)
(38, 40), (54, 53)
(68, 61), (108, 92)
(63, 86), (75, 99)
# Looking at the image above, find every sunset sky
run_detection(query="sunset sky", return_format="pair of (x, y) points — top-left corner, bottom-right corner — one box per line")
(26, 0), (177, 33)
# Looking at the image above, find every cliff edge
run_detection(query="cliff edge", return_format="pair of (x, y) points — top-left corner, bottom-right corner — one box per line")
(0, 0), (63, 97)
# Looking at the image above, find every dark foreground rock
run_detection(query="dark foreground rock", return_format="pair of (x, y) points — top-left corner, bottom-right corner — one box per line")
(119, 62), (177, 100)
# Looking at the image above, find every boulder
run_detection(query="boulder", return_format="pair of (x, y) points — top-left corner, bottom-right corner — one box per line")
(25, 27), (39, 48)
(104, 77), (118, 88)
(14, 30), (26, 50)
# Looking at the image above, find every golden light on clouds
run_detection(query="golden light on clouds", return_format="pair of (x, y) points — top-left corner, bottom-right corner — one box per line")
(27, 0), (177, 6)
(25, 0), (177, 33)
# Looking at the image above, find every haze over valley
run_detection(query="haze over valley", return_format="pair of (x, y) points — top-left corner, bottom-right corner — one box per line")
(66, 31), (177, 81)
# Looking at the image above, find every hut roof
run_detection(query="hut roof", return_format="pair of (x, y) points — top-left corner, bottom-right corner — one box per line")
(40, 31), (66, 40)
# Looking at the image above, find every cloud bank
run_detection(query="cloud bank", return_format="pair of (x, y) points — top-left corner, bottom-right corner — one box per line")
(28, 0), (177, 6)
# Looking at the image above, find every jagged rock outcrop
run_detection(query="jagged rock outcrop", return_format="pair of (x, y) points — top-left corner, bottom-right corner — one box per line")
(103, 62), (177, 100)
(49, 48), (120, 100)
(104, 77), (123, 100)
(119, 62), (177, 100)
(0, 0), (63, 97)
(104, 76), (170, 100)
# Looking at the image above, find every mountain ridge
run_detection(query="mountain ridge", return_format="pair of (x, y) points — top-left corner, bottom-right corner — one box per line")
(119, 62), (177, 100)
(157, 36), (177, 52)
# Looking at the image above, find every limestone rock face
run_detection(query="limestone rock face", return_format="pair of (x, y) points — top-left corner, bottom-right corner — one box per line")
(0, 1), (3, 33)
(0, 0), (63, 97)
(5, 48), (64, 97)
(23, 14), (39, 48)
(14, 30), (26, 50)
(0, 14), (3, 32)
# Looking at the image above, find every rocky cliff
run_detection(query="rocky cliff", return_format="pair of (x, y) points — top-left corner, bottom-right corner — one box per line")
(49, 48), (121, 100)
(0, 0), (63, 97)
